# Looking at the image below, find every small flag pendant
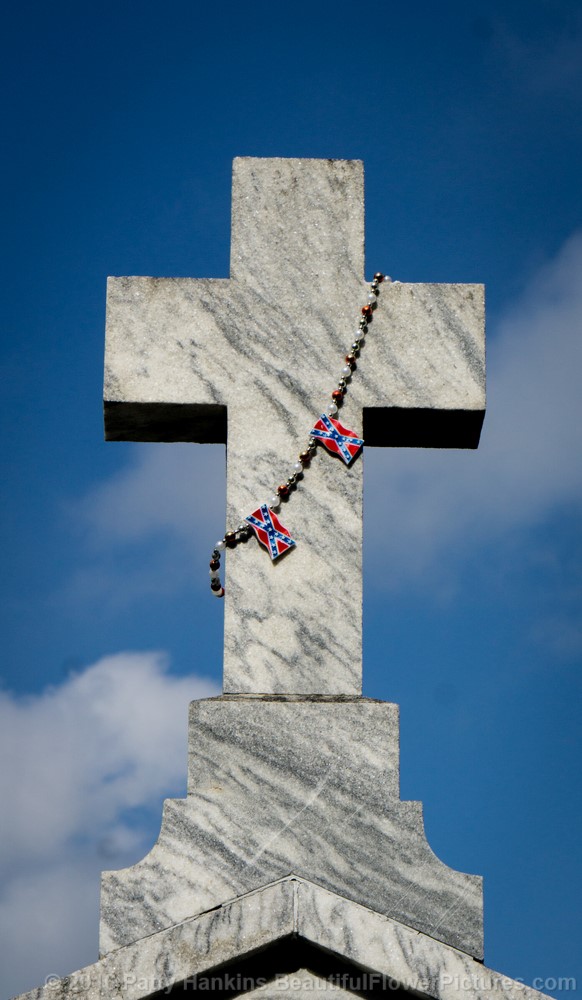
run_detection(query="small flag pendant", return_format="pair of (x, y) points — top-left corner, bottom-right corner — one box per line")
(310, 414), (364, 465)
(245, 504), (296, 560)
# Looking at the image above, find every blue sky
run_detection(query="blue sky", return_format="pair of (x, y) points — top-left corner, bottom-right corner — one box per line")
(1, 1), (581, 996)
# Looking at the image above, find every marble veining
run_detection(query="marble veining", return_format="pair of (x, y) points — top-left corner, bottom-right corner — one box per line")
(100, 698), (483, 960)
(104, 157), (485, 695)
(14, 878), (551, 1000)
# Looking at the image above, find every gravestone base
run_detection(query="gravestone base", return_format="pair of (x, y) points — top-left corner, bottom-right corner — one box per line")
(100, 696), (483, 960)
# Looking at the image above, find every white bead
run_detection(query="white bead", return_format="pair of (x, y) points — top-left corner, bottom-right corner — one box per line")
(216, 539), (226, 552)
(293, 461), (303, 473)
(212, 586), (224, 598)
(367, 292), (376, 304)
(328, 403), (338, 416)
(269, 495), (280, 509)
(209, 570), (220, 580)
(342, 366), (352, 377)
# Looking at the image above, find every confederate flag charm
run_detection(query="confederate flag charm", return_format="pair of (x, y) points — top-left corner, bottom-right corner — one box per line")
(245, 504), (296, 560)
(310, 413), (364, 465)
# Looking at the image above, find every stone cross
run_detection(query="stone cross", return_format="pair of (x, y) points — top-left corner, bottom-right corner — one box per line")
(104, 157), (484, 696)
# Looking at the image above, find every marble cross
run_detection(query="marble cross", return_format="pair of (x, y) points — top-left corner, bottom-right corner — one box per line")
(104, 157), (485, 696)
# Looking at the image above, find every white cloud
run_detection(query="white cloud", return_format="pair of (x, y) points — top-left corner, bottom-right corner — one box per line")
(76, 444), (224, 548)
(0, 654), (219, 997)
(365, 231), (582, 582)
(61, 443), (225, 611)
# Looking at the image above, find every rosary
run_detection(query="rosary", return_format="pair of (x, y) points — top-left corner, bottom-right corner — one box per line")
(209, 273), (389, 596)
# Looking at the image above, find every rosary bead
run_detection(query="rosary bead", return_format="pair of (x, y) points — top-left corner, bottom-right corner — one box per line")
(210, 579), (222, 591)
(293, 461), (303, 473)
(328, 402), (338, 416)
(374, 272), (385, 283)
(269, 495), (280, 509)
(342, 365), (352, 378)
(216, 539), (226, 552)
(210, 569), (221, 580)
(367, 292), (377, 304)
(212, 585), (225, 598)
(338, 378), (347, 389)
(345, 355), (357, 369)
(210, 559), (220, 570)
(225, 531), (237, 547)
(361, 305), (373, 319)
(332, 389), (344, 403)
(299, 450), (311, 464)
(278, 484), (290, 498)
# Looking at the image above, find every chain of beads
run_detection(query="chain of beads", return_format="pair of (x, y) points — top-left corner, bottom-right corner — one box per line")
(209, 273), (389, 596)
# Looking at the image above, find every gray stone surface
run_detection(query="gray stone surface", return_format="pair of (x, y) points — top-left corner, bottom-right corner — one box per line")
(13, 878), (552, 1000)
(100, 697), (483, 959)
(104, 157), (485, 695)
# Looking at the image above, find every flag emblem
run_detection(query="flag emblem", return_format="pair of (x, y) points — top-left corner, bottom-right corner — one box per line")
(245, 504), (296, 560)
(310, 413), (364, 465)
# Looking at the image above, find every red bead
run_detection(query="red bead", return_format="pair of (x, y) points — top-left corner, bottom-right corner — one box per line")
(278, 484), (290, 498)
(225, 531), (237, 547)
(345, 354), (357, 369)
(374, 272), (385, 283)
(299, 450), (311, 464)
(210, 559), (220, 570)
(362, 305), (373, 319)
(332, 389), (344, 402)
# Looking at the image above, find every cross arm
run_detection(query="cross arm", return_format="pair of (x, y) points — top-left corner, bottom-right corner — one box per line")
(103, 275), (235, 443)
(359, 281), (485, 449)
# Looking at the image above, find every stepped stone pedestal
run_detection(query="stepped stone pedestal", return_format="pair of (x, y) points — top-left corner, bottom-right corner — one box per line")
(101, 696), (482, 959)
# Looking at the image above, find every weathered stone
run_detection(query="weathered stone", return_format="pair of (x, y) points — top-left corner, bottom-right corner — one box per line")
(100, 697), (483, 959)
(104, 157), (485, 695)
(14, 879), (552, 1000)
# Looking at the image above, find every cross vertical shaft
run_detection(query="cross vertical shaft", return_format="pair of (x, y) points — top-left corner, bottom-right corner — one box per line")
(224, 158), (367, 694)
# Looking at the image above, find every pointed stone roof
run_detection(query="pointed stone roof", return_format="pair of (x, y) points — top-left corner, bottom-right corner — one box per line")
(15, 878), (552, 1000)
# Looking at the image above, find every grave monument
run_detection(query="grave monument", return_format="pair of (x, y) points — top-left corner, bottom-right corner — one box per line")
(14, 158), (552, 999)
